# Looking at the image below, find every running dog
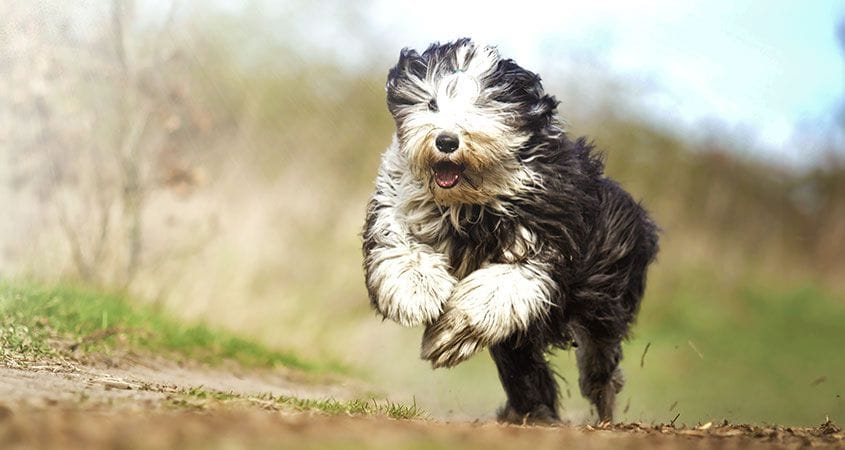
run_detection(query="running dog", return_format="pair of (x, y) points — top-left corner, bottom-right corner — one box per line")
(362, 38), (659, 423)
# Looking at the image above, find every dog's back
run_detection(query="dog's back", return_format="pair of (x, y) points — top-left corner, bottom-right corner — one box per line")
(566, 169), (660, 343)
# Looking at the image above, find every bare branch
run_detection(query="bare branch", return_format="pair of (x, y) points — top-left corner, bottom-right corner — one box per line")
(111, 0), (130, 75)
(90, 150), (114, 268)
(55, 200), (93, 282)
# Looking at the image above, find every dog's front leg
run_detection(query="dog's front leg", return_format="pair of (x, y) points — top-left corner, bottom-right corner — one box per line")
(421, 261), (555, 368)
(363, 172), (457, 327)
(364, 241), (456, 327)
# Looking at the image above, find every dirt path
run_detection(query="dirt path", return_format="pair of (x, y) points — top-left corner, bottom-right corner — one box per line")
(0, 358), (842, 450)
(0, 355), (348, 408)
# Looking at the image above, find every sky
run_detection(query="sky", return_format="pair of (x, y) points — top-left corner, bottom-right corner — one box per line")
(358, 0), (844, 162)
(164, 0), (844, 162)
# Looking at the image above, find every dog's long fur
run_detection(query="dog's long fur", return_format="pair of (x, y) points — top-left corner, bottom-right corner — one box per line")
(362, 39), (659, 423)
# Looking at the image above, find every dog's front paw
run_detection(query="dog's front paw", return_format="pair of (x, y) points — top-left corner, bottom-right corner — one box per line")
(372, 250), (456, 327)
(420, 307), (486, 368)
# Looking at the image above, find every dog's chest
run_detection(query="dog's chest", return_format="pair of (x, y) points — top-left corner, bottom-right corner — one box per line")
(407, 205), (534, 279)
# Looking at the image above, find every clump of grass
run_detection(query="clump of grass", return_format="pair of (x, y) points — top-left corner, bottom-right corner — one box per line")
(181, 386), (242, 402)
(0, 321), (54, 360)
(268, 394), (425, 419)
(173, 386), (426, 420)
(0, 281), (335, 373)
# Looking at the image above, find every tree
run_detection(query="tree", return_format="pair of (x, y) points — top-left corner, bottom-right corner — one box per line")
(0, 1), (201, 287)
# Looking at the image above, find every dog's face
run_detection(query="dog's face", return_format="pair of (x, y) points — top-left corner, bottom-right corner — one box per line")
(386, 38), (558, 206)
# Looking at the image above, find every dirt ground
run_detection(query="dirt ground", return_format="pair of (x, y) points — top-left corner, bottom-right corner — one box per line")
(0, 357), (842, 450)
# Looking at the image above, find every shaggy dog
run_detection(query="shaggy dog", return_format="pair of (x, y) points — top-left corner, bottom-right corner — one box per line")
(362, 39), (659, 424)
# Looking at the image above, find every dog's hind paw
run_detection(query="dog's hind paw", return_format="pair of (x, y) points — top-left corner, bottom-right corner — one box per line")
(420, 308), (486, 368)
(497, 403), (560, 426)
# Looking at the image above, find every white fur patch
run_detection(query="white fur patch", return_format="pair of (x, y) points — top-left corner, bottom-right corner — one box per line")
(502, 226), (540, 263)
(367, 243), (456, 326)
(420, 260), (556, 367)
(451, 261), (554, 342)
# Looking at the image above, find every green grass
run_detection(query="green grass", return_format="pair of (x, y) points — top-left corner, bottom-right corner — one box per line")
(0, 281), (335, 372)
(269, 394), (425, 419)
(547, 273), (845, 426)
(173, 385), (425, 419)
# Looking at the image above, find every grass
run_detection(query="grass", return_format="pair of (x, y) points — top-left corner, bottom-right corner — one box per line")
(546, 272), (845, 426)
(0, 281), (337, 373)
(172, 385), (426, 419)
(269, 394), (425, 419)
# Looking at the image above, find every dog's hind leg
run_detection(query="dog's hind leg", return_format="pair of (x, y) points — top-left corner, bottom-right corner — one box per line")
(572, 327), (624, 423)
(490, 336), (559, 424)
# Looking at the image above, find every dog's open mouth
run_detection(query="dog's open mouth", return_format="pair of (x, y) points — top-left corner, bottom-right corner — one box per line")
(432, 161), (464, 189)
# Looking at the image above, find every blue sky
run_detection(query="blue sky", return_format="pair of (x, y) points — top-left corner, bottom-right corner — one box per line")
(361, 0), (844, 161)
(175, 0), (843, 161)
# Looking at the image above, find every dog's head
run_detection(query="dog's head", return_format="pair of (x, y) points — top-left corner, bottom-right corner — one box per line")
(386, 38), (558, 206)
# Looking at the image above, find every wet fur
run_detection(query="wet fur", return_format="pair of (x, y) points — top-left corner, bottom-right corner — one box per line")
(362, 39), (659, 423)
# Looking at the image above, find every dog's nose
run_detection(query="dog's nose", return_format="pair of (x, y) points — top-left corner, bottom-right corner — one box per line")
(435, 132), (460, 153)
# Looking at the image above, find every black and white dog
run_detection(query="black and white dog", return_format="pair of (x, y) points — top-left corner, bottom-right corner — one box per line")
(362, 39), (659, 424)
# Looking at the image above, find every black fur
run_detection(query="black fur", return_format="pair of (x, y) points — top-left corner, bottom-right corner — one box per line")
(490, 335), (560, 424)
(368, 39), (659, 423)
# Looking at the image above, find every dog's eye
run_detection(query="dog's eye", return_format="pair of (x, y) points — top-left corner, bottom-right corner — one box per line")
(427, 98), (438, 112)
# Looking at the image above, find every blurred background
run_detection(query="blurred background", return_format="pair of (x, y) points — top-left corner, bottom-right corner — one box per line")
(1, 0), (843, 426)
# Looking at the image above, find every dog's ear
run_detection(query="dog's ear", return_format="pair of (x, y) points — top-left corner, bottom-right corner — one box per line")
(386, 48), (430, 115)
(490, 59), (559, 129)
(526, 92), (559, 129)
(386, 48), (426, 92)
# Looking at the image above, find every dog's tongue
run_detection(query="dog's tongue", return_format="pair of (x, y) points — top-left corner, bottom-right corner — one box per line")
(433, 162), (462, 189)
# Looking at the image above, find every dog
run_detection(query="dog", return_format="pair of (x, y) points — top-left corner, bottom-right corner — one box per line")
(362, 38), (659, 424)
